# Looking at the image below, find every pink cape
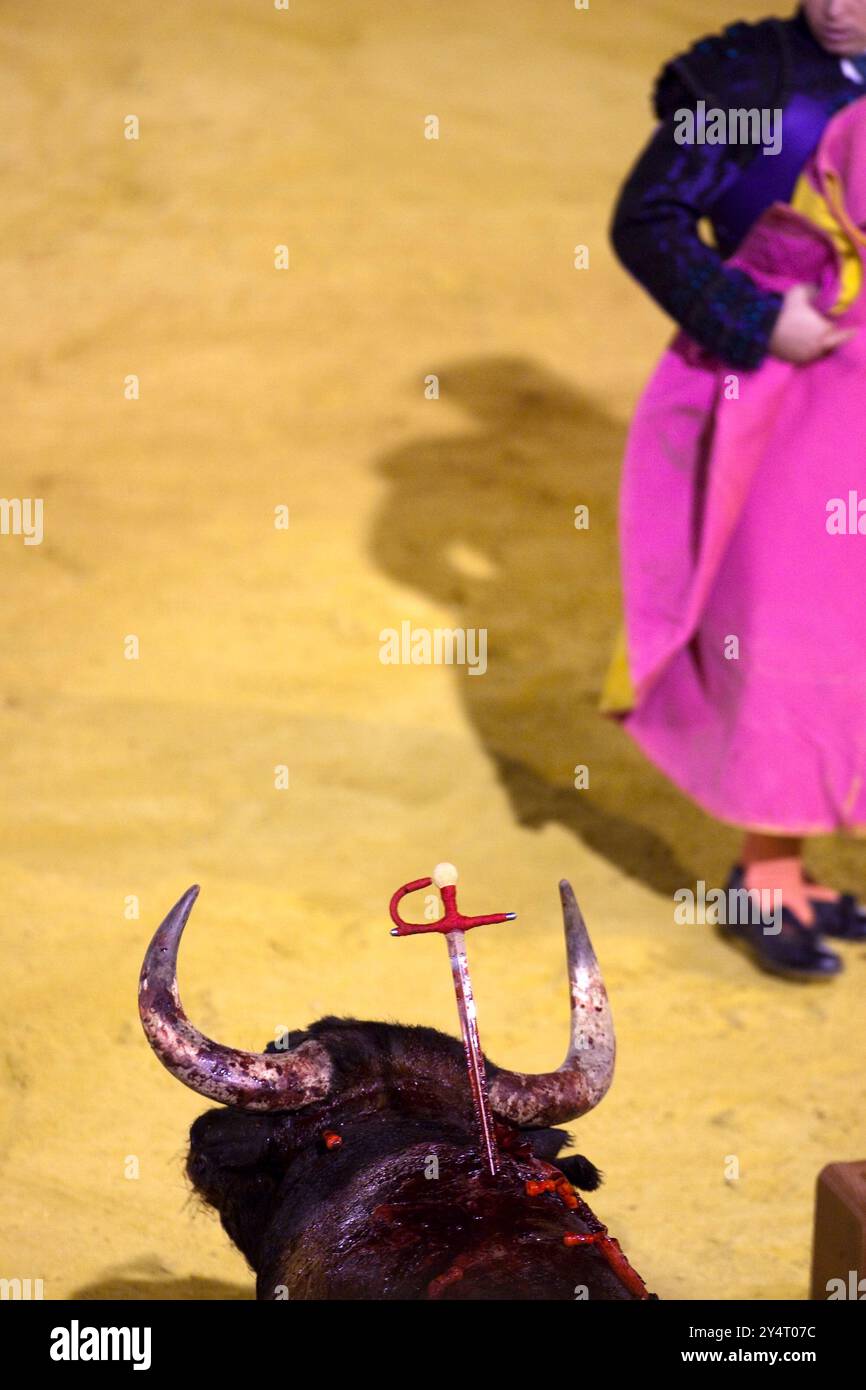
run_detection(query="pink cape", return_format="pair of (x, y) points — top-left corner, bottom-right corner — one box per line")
(618, 97), (866, 833)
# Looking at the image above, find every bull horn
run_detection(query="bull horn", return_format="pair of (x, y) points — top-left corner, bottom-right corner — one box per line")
(488, 880), (615, 1127)
(138, 886), (332, 1111)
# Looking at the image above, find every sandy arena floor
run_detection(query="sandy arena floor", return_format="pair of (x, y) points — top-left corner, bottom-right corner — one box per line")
(1, 0), (864, 1300)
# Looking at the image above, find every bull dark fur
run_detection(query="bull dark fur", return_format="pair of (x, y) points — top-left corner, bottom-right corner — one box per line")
(187, 1019), (625, 1300)
(140, 883), (654, 1300)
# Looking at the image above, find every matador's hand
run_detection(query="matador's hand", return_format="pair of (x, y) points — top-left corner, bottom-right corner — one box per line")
(769, 283), (855, 364)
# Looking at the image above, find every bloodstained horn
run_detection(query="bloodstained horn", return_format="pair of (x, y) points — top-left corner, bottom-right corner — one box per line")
(487, 880), (616, 1127)
(138, 885), (332, 1111)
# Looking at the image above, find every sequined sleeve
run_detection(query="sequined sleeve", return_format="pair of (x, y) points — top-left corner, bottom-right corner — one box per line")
(610, 116), (783, 370)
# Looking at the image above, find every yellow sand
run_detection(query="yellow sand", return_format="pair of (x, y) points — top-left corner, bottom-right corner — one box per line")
(1, 0), (863, 1301)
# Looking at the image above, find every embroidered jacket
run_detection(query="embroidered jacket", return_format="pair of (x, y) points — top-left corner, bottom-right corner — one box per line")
(611, 8), (866, 367)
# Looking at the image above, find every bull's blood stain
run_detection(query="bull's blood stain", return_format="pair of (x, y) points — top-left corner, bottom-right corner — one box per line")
(494, 1123), (523, 1153)
(510, 1154), (652, 1300)
(352, 1140), (654, 1301)
(427, 1263), (465, 1297)
(560, 1191), (650, 1301)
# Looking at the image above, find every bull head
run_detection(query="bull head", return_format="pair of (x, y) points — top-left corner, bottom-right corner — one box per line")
(136, 881), (650, 1300)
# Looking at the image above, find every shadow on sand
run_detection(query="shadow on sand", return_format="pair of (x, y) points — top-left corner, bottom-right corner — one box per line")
(71, 1274), (252, 1301)
(370, 355), (743, 897)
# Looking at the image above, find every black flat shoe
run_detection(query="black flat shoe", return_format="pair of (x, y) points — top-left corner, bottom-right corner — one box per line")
(720, 866), (843, 982)
(807, 889), (866, 941)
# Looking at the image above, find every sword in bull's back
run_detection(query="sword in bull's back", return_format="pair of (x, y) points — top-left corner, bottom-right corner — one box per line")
(389, 862), (516, 1177)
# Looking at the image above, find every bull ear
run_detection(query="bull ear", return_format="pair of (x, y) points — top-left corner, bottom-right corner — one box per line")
(555, 1154), (602, 1191)
(139, 887), (333, 1111)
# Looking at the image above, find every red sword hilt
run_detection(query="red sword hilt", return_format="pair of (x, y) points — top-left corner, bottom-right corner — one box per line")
(389, 864), (516, 936)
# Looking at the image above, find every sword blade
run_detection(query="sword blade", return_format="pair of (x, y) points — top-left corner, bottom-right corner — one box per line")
(446, 929), (499, 1176)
